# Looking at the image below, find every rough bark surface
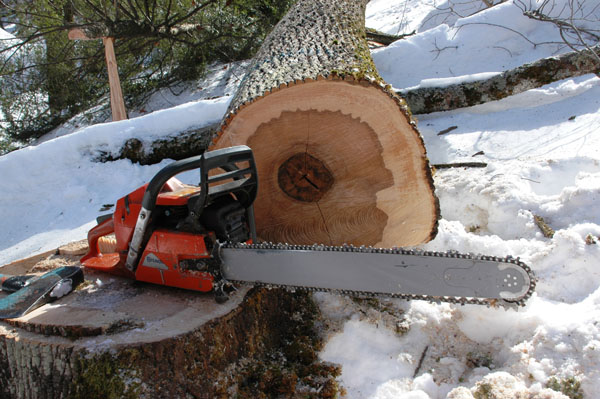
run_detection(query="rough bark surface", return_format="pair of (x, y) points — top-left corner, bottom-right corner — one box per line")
(94, 123), (217, 165)
(366, 28), (413, 46)
(221, 0), (378, 110)
(403, 45), (600, 114)
(0, 245), (340, 399)
(211, 0), (439, 248)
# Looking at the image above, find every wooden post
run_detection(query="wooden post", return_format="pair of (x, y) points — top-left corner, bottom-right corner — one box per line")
(102, 37), (127, 121)
(68, 29), (127, 121)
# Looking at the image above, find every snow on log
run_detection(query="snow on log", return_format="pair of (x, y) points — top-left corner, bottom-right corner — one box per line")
(403, 45), (600, 114)
(210, 0), (439, 247)
(95, 122), (218, 165)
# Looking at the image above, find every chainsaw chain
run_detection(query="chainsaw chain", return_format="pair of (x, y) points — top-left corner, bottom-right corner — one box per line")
(221, 242), (537, 310)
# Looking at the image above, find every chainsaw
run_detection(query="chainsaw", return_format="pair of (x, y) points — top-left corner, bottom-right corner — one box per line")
(81, 146), (535, 308)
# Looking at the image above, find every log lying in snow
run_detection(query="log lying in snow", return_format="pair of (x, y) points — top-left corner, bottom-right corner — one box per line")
(210, 0), (439, 247)
(94, 122), (218, 165)
(403, 45), (600, 114)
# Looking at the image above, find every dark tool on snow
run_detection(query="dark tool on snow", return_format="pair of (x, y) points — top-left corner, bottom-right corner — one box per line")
(0, 266), (84, 319)
(81, 145), (535, 308)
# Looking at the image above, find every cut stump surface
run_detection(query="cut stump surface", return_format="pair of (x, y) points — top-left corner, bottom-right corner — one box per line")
(0, 242), (337, 398)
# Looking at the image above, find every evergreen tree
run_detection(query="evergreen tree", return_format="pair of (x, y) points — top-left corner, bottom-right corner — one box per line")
(0, 0), (294, 143)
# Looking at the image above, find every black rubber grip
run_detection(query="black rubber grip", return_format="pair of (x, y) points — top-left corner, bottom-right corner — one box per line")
(0, 275), (35, 293)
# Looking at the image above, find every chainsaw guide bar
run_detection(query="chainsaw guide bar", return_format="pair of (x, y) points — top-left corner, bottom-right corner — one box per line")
(220, 242), (536, 309)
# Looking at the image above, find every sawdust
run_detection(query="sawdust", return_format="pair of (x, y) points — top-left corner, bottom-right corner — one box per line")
(29, 253), (81, 273)
(1, 240), (87, 276)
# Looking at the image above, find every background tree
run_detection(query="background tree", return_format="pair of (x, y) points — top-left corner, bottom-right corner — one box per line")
(0, 0), (293, 143)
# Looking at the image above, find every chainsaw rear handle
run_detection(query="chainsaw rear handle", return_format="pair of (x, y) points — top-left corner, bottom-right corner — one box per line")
(81, 216), (116, 266)
(126, 145), (258, 272)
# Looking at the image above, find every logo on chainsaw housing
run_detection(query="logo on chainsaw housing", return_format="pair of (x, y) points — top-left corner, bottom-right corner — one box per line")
(142, 253), (168, 270)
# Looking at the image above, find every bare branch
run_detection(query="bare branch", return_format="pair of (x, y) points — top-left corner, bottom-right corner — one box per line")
(169, 0), (219, 26)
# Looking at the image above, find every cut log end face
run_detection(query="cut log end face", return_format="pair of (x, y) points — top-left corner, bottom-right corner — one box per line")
(246, 107), (394, 246)
(278, 153), (334, 202)
(214, 80), (439, 247)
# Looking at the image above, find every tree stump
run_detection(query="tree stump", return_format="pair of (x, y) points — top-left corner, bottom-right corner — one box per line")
(0, 243), (340, 398)
(210, 0), (439, 247)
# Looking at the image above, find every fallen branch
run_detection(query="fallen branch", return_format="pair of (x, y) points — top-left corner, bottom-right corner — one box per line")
(413, 345), (429, 378)
(403, 45), (600, 114)
(366, 28), (415, 46)
(433, 162), (488, 169)
(94, 122), (218, 165)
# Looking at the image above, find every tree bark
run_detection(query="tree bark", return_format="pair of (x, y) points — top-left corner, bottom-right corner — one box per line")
(366, 28), (414, 46)
(93, 123), (217, 165)
(403, 45), (600, 114)
(210, 0), (440, 248)
(0, 245), (340, 399)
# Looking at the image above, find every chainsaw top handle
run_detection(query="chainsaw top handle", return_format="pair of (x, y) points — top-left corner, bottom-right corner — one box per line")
(125, 145), (258, 272)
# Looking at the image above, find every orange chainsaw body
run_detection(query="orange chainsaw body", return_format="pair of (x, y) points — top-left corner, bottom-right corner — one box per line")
(81, 179), (215, 291)
(80, 146), (258, 294)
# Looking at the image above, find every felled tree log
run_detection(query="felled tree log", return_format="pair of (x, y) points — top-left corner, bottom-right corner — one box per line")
(94, 122), (218, 165)
(0, 245), (340, 399)
(403, 45), (600, 114)
(211, 0), (439, 247)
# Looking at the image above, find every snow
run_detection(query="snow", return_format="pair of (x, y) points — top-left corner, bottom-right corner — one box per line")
(1, 0), (600, 397)
(36, 61), (247, 143)
(371, 0), (581, 91)
(0, 27), (19, 52)
(365, 0), (438, 35)
(0, 96), (230, 263)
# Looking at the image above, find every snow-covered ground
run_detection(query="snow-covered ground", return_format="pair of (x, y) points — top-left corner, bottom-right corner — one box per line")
(318, 72), (600, 398)
(1, 0), (600, 397)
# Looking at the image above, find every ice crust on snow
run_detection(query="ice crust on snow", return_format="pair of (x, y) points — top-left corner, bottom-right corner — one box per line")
(1, 0), (600, 397)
